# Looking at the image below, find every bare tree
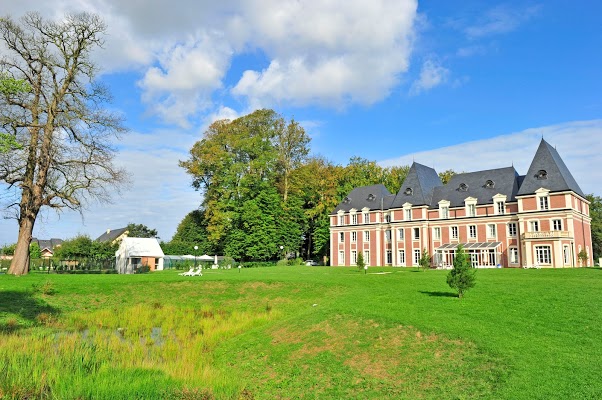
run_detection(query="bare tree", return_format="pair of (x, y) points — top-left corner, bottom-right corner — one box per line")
(0, 13), (127, 275)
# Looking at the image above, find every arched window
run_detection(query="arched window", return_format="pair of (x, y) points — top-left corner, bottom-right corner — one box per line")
(485, 180), (495, 189)
(404, 187), (413, 196)
(536, 170), (548, 180)
(458, 183), (468, 192)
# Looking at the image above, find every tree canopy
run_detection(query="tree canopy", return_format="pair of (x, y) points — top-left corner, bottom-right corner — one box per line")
(178, 109), (418, 262)
(587, 194), (601, 261)
(125, 223), (158, 239)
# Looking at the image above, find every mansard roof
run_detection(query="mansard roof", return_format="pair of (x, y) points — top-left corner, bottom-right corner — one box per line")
(431, 166), (519, 208)
(391, 162), (442, 208)
(331, 184), (392, 214)
(517, 139), (584, 197)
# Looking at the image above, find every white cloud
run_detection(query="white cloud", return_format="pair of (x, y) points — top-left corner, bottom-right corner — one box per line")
(379, 120), (602, 195)
(231, 0), (417, 108)
(1, 0), (420, 123)
(409, 59), (450, 95)
(464, 4), (541, 39)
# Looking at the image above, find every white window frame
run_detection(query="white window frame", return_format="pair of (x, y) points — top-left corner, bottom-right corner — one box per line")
(451, 226), (459, 240)
(487, 224), (496, 239)
(552, 219), (562, 231)
(351, 250), (357, 265)
(465, 197), (477, 218)
(563, 245), (570, 265)
(339, 232), (344, 242)
(385, 230), (392, 242)
(433, 227), (441, 240)
(413, 249), (421, 266)
(536, 189), (550, 211)
(363, 212), (369, 224)
(493, 194), (507, 216)
(386, 250), (392, 265)
(413, 227), (420, 240)
(351, 231), (357, 242)
(363, 250), (370, 266)
(535, 246), (551, 265)
(351, 213), (358, 225)
(508, 222), (517, 237)
(339, 251), (345, 266)
(469, 225), (477, 239)
(439, 200), (450, 219)
(509, 247), (518, 264)
(404, 203), (412, 221)
(364, 231), (370, 242)
(398, 250), (405, 266)
(530, 221), (539, 232)
(398, 228), (404, 240)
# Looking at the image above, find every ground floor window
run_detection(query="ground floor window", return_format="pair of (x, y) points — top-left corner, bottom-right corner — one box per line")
(339, 251), (345, 266)
(563, 245), (570, 265)
(386, 250), (392, 264)
(535, 246), (551, 265)
(398, 250), (405, 266)
(509, 247), (518, 264)
(363, 251), (370, 266)
(351, 250), (357, 265)
(413, 249), (421, 265)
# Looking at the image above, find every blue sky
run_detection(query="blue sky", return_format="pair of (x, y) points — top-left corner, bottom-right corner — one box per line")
(1, 0), (601, 245)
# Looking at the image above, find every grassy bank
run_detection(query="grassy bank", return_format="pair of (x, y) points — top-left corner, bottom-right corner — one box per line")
(0, 267), (600, 399)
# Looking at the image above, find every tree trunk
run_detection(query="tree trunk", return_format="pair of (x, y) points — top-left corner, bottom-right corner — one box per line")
(8, 216), (35, 275)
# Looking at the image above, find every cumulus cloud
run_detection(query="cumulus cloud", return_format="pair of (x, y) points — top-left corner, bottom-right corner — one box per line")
(379, 120), (602, 195)
(409, 59), (450, 95)
(231, 0), (417, 108)
(2, 0), (420, 123)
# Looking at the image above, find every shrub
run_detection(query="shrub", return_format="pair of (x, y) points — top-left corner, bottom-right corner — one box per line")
(356, 252), (365, 272)
(446, 244), (476, 298)
(419, 248), (431, 271)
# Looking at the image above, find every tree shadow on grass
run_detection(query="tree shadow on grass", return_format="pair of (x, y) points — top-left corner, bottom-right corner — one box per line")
(0, 290), (60, 332)
(419, 290), (458, 298)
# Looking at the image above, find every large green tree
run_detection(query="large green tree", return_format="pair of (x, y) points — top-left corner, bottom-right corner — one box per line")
(586, 194), (601, 261)
(180, 110), (310, 260)
(0, 13), (126, 275)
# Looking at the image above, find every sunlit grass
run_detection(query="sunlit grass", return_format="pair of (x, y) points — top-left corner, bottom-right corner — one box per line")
(0, 267), (601, 399)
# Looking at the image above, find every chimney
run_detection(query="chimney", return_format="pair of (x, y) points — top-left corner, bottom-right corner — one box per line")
(107, 229), (111, 234)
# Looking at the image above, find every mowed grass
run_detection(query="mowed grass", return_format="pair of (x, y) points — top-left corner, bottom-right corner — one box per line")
(0, 267), (601, 399)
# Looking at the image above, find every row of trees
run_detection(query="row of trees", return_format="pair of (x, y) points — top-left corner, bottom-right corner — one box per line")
(172, 109), (450, 262)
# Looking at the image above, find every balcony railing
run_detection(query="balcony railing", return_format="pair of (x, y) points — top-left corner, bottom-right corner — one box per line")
(522, 231), (570, 239)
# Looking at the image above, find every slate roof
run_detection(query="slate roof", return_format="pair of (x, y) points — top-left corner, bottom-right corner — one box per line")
(32, 238), (63, 251)
(96, 227), (128, 242)
(516, 139), (585, 197)
(391, 162), (442, 208)
(331, 184), (392, 214)
(431, 166), (519, 208)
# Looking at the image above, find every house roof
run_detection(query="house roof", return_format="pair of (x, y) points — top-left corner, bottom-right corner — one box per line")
(431, 166), (519, 208)
(96, 227), (128, 242)
(31, 238), (63, 252)
(331, 184), (392, 214)
(391, 162), (442, 208)
(117, 237), (164, 258)
(517, 139), (585, 197)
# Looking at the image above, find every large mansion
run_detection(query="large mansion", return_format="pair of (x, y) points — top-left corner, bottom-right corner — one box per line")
(330, 139), (592, 268)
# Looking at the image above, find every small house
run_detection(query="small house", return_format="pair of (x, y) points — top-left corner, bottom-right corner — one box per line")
(115, 237), (164, 274)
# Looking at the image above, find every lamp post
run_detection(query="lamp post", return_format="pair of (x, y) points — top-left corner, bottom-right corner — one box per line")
(364, 265), (368, 275)
(194, 245), (198, 269)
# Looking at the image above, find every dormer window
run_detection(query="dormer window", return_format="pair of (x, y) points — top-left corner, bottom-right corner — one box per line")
(367, 194), (376, 201)
(343, 197), (351, 204)
(458, 183), (468, 192)
(485, 180), (495, 189)
(536, 170), (548, 180)
(404, 187), (413, 196)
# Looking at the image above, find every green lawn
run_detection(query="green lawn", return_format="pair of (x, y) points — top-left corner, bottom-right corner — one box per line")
(0, 267), (600, 399)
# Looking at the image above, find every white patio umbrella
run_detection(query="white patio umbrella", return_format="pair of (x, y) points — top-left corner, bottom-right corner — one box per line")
(214, 254), (218, 264)
(198, 254), (213, 261)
